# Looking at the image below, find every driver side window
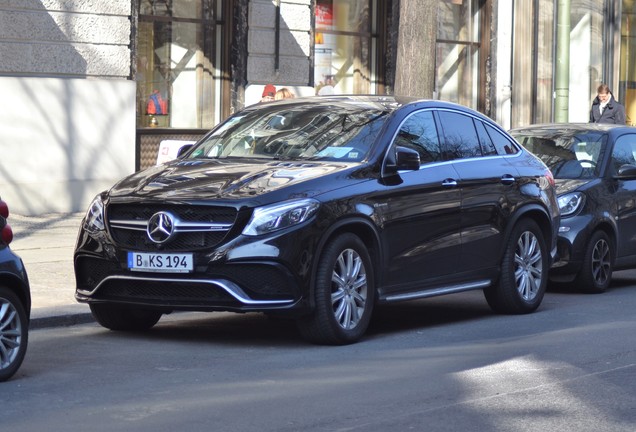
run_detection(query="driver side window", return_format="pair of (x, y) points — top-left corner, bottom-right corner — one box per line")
(611, 135), (636, 175)
(394, 111), (441, 164)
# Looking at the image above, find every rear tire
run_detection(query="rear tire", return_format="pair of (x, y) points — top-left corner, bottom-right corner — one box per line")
(0, 286), (29, 382)
(297, 233), (375, 345)
(485, 219), (548, 314)
(90, 304), (162, 331)
(574, 230), (612, 294)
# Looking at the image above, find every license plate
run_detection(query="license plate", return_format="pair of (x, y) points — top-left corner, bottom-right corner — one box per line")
(127, 252), (193, 273)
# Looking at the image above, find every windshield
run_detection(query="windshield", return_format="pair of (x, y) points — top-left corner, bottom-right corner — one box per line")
(512, 130), (608, 179)
(186, 102), (388, 162)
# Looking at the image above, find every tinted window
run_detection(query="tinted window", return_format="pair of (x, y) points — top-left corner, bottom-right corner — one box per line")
(486, 124), (519, 155)
(394, 111), (441, 164)
(438, 111), (482, 159)
(474, 120), (498, 156)
(512, 130), (606, 179)
(611, 134), (636, 175)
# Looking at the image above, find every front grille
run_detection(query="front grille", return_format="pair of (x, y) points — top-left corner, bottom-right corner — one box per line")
(111, 230), (226, 251)
(106, 204), (238, 251)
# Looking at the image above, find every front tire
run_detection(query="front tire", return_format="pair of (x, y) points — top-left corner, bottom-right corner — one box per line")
(574, 230), (612, 294)
(0, 286), (29, 382)
(485, 219), (548, 314)
(90, 304), (162, 331)
(297, 233), (375, 345)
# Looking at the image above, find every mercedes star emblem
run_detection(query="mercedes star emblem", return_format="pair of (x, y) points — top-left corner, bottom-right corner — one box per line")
(147, 211), (175, 244)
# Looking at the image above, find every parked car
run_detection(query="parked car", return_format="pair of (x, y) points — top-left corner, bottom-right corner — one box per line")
(0, 196), (31, 381)
(510, 123), (636, 293)
(74, 96), (559, 345)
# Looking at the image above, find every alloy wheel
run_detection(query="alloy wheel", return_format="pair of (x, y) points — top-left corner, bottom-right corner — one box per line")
(514, 230), (543, 301)
(591, 238), (611, 286)
(331, 248), (368, 330)
(0, 298), (23, 370)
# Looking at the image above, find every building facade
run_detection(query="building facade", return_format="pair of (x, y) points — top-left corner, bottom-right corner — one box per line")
(1, 0), (635, 214)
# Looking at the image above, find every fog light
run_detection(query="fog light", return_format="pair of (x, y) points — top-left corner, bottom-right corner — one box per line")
(559, 226), (570, 233)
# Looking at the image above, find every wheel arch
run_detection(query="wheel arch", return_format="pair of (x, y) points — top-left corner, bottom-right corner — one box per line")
(0, 272), (31, 317)
(589, 221), (617, 262)
(505, 204), (555, 261)
(308, 217), (382, 310)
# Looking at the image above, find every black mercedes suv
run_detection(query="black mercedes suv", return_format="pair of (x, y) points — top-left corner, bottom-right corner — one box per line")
(74, 96), (559, 344)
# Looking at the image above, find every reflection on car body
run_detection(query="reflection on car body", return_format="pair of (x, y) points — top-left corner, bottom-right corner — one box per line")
(74, 96), (559, 345)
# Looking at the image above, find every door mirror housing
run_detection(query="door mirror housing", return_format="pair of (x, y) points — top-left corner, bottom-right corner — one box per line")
(177, 144), (194, 158)
(384, 146), (420, 175)
(615, 164), (636, 180)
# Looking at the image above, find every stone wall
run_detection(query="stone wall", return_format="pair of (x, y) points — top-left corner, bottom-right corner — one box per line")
(247, 0), (311, 85)
(0, 0), (131, 77)
(0, 0), (135, 215)
(244, 0), (313, 105)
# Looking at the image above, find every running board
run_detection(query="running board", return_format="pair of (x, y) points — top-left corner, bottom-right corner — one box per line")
(382, 280), (492, 302)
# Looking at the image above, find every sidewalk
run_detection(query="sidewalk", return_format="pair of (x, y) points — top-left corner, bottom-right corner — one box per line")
(9, 212), (94, 329)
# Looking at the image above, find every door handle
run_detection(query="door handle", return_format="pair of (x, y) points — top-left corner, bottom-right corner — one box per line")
(500, 174), (516, 185)
(442, 178), (458, 187)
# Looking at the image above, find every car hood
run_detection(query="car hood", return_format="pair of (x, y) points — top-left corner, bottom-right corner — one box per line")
(554, 178), (593, 195)
(108, 158), (359, 201)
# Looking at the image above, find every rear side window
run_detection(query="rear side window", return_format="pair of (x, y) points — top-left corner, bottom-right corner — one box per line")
(485, 124), (519, 155)
(437, 111), (482, 160)
(474, 120), (498, 156)
(394, 111), (442, 164)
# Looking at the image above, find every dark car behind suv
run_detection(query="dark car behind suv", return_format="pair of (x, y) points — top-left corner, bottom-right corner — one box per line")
(511, 123), (636, 293)
(74, 96), (559, 344)
(0, 196), (30, 381)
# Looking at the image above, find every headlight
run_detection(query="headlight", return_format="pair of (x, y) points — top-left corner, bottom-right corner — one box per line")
(83, 195), (105, 234)
(558, 192), (585, 217)
(243, 199), (320, 236)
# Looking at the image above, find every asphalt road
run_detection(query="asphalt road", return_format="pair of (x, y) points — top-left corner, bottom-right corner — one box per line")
(3, 275), (636, 432)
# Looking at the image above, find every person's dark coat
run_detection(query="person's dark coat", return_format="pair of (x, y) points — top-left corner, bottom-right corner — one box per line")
(590, 95), (626, 124)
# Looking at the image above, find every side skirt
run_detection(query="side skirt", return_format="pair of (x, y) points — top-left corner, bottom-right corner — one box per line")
(380, 280), (492, 303)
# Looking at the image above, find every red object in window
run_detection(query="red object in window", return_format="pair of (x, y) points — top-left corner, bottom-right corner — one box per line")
(147, 90), (168, 115)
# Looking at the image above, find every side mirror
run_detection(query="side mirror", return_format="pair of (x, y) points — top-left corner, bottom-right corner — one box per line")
(384, 146), (421, 175)
(615, 164), (636, 180)
(396, 146), (421, 170)
(177, 144), (194, 158)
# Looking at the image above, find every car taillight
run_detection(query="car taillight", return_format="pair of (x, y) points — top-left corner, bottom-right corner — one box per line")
(0, 199), (8, 218)
(1, 223), (13, 244)
(0, 199), (12, 244)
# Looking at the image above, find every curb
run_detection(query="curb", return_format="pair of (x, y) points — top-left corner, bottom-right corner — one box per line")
(30, 313), (95, 330)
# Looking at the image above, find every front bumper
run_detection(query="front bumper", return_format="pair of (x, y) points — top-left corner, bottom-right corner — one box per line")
(74, 211), (319, 315)
(75, 254), (305, 313)
(549, 213), (595, 280)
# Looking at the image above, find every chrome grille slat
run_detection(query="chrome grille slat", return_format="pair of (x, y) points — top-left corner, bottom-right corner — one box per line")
(106, 204), (238, 251)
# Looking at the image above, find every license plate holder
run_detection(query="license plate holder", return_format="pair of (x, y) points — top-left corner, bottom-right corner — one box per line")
(127, 252), (193, 273)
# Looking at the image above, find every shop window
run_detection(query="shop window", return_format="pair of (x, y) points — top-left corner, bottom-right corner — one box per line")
(436, 0), (485, 110)
(569, 0), (605, 122)
(314, 0), (377, 95)
(137, 0), (222, 128)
